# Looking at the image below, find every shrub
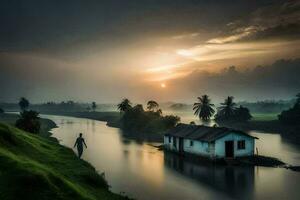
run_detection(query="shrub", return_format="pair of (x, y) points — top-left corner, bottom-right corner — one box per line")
(15, 110), (41, 134)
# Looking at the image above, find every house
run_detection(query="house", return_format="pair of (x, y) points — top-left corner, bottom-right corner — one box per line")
(164, 124), (258, 159)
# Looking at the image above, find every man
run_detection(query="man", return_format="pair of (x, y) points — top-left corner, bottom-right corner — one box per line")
(73, 133), (87, 158)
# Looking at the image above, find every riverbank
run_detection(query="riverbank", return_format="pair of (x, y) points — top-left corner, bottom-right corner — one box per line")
(39, 111), (121, 127)
(0, 114), (129, 200)
(0, 113), (57, 138)
(38, 111), (300, 144)
(39, 111), (167, 142)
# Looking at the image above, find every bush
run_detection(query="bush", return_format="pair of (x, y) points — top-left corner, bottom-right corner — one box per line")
(278, 104), (300, 125)
(278, 93), (300, 125)
(215, 106), (252, 122)
(15, 110), (41, 134)
(121, 104), (180, 133)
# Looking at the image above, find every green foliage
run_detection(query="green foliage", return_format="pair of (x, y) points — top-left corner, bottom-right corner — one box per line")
(117, 99), (132, 113)
(15, 110), (41, 134)
(193, 95), (215, 121)
(0, 123), (125, 200)
(218, 96), (236, 118)
(121, 104), (180, 133)
(278, 93), (300, 125)
(19, 97), (30, 111)
(91, 102), (97, 112)
(216, 104), (252, 122)
(147, 100), (159, 111)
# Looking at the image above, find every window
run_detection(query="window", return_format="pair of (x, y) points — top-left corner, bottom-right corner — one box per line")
(190, 140), (194, 146)
(237, 140), (246, 149)
(168, 136), (171, 143)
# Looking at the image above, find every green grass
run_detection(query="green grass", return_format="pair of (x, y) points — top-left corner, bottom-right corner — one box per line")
(251, 113), (279, 121)
(0, 122), (127, 200)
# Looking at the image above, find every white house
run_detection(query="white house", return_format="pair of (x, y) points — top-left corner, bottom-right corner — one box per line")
(164, 124), (258, 159)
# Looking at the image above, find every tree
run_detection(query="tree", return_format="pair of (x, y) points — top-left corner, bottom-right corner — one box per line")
(0, 108), (4, 113)
(278, 92), (300, 125)
(296, 93), (300, 105)
(217, 96), (237, 119)
(92, 102), (97, 112)
(193, 95), (215, 121)
(15, 110), (41, 134)
(117, 98), (132, 113)
(147, 100), (159, 111)
(235, 106), (252, 121)
(19, 97), (30, 111)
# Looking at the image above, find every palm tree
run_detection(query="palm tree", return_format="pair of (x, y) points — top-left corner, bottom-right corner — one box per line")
(193, 95), (215, 121)
(92, 102), (97, 112)
(19, 97), (29, 111)
(218, 96), (237, 119)
(117, 98), (132, 113)
(147, 100), (159, 111)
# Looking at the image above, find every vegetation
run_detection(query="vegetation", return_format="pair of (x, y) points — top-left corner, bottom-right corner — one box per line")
(193, 95), (215, 121)
(217, 96), (237, 119)
(238, 100), (293, 113)
(117, 99), (132, 113)
(91, 102), (97, 112)
(215, 96), (252, 122)
(278, 93), (300, 125)
(0, 108), (4, 113)
(0, 122), (126, 200)
(147, 100), (159, 111)
(119, 100), (180, 134)
(18, 97), (30, 111)
(15, 110), (41, 134)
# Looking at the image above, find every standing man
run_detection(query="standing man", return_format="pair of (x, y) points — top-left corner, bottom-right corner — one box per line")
(74, 133), (87, 158)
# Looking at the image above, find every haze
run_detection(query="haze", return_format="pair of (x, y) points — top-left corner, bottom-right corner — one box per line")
(0, 0), (299, 103)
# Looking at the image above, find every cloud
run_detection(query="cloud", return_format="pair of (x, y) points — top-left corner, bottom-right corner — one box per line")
(207, 0), (300, 44)
(170, 58), (300, 101)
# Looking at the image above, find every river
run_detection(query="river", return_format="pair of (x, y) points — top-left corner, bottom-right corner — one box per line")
(43, 114), (300, 200)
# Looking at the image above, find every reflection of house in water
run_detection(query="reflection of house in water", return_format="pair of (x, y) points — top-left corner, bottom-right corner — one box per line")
(164, 152), (255, 199)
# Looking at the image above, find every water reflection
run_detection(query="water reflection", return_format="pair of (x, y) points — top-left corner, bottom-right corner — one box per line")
(164, 152), (255, 200)
(43, 114), (300, 200)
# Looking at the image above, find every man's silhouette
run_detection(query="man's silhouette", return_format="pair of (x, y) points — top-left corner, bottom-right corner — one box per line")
(74, 133), (87, 158)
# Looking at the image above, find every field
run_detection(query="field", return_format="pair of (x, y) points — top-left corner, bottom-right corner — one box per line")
(251, 113), (279, 121)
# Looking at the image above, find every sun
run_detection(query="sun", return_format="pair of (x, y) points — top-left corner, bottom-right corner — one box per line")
(160, 83), (166, 88)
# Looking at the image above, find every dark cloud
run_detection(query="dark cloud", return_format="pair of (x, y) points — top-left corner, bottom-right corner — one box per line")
(208, 0), (300, 44)
(0, 0), (286, 55)
(173, 58), (300, 101)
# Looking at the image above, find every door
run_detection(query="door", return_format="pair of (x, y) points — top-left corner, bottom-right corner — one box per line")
(225, 141), (234, 158)
(179, 138), (184, 153)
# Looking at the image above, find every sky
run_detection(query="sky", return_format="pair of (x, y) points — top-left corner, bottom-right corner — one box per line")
(0, 0), (299, 103)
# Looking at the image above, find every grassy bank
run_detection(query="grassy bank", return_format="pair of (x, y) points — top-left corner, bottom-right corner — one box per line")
(0, 113), (57, 138)
(0, 122), (127, 200)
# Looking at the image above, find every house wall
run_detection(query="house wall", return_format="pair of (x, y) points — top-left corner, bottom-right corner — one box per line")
(164, 135), (179, 151)
(164, 132), (255, 158)
(183, 139), (211, 157)
(214, 133), (255, 158)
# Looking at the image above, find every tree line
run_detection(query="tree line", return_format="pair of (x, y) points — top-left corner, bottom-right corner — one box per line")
(117, 98), (180, 133)
(193, 95), (252, 122)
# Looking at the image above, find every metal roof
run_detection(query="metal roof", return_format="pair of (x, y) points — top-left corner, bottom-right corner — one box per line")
(165, 123), (258, 142)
